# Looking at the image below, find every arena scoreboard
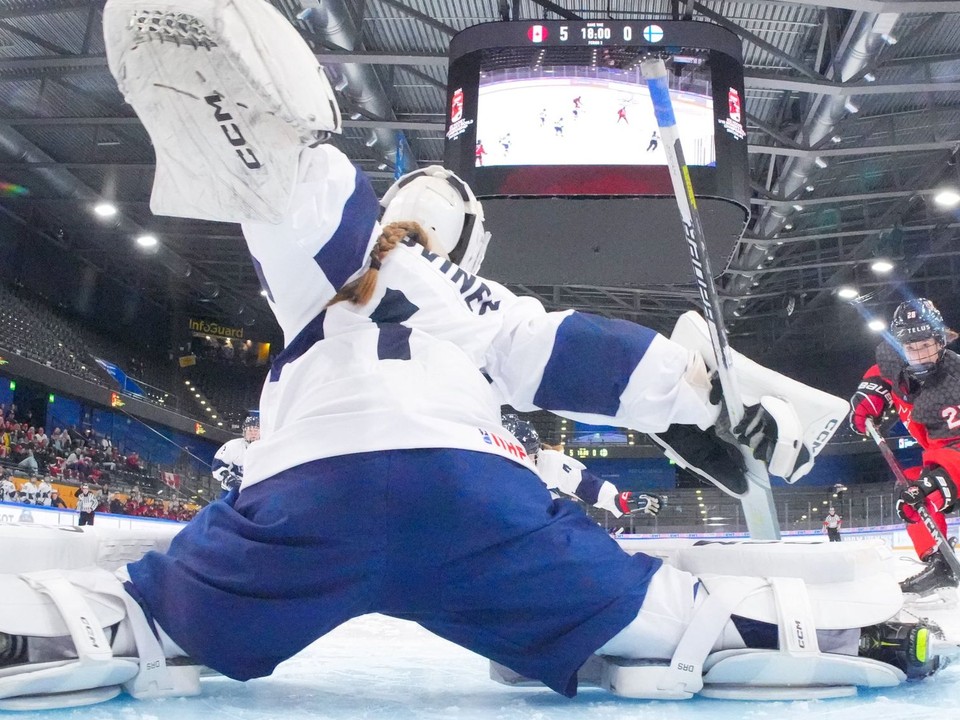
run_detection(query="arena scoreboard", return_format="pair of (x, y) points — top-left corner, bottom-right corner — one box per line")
(443, 20), (750, 287)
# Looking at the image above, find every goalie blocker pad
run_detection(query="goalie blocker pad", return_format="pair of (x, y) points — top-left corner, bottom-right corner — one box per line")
(663, 312), (848, 486)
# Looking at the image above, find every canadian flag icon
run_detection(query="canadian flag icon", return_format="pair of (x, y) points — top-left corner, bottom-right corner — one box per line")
(527, 24), (548, 43)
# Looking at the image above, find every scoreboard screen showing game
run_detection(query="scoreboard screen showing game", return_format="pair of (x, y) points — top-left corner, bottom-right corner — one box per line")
(442, 20), (749, 287)
(476, 61), (714, 168)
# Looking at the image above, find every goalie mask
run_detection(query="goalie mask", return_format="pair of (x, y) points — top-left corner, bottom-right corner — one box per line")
(380, 166), (491, 275)
(242, 414), (260, 443)
(501, 414), (541, 457)
(891, 298), (946, 381)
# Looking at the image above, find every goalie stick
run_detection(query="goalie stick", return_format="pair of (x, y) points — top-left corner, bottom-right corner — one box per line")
(864, 418), (960, 579)
(640, 57), (780, 540)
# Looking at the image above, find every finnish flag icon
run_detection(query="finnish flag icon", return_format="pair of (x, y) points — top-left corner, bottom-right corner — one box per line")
(643, 24), (664, 42)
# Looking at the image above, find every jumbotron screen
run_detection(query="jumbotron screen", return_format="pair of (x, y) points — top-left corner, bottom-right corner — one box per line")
(444, 21), (748, 202)
(475, 60), (715, 169)
(442, 20), (749, 286)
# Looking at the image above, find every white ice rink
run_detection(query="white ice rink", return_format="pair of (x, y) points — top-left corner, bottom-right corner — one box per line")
(8, 546), (960, 720)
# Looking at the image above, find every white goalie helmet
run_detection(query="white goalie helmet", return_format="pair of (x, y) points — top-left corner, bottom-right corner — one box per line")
(380, 166), (491, 275)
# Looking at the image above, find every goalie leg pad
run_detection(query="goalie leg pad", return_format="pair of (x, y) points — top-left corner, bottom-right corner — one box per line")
(0, 523), (183, 575)
(595, 564), (908, 700)
(646, 538), (897, 585)
(670, 312), (849, 482)
(103, 0), (342, 223)
(0, 569), (199, 710)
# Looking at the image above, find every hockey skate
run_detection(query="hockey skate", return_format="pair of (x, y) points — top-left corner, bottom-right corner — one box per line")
(858, 619), (943, 681)
(103, 0), (341, 223)
(900, 551), (959, 607)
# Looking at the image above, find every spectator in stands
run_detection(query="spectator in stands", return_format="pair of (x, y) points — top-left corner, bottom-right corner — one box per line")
(66, 424), (83, 446)
(34, 426), (48, 450)
(34, 477), (52, 505)
(48, 489), (68, 510)
(64, 449), (80, 478)
(17, 449), (38, 477)
(101, 435), (112, 452)
(75, 483), (98, 526)
(109, 493), (124, 515)
(18, 476), (37, 504)
(126, 451), (141, 472)
(0, 474), (16, 503)
(50, 428), (65, 453)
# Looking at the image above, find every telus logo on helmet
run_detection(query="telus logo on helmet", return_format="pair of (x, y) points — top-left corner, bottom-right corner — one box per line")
(205, 94), (262, 170)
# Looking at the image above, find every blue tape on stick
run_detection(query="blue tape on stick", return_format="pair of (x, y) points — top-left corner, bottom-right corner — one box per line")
(646, 75), (677, 128)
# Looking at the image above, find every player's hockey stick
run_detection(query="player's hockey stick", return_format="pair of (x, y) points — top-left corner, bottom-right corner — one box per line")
(864, 418), (960, 578)
(640, 57), (780, 540)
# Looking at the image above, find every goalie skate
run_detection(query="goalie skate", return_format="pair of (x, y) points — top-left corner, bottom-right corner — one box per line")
(103, 0), (342, 224)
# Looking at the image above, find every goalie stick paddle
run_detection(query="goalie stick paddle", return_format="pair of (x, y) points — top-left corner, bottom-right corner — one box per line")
(640, 57), (780, 540)
(864, 418), (960, 579)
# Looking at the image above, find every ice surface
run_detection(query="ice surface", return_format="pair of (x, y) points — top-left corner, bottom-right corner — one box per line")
(9, 549), (960, 720)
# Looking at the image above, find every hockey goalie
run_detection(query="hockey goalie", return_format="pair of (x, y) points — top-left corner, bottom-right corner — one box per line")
(0, 0), (952, 710)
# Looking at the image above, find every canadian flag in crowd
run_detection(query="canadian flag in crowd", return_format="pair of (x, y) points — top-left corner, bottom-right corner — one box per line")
(161, 472), (181, 489)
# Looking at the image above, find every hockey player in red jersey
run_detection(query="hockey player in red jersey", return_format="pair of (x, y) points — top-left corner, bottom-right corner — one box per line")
(616, 106), (628, 124)
(849, 298), (960, 601)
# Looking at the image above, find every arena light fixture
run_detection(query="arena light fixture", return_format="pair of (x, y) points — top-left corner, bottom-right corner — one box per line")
(870, 259), (894, 273)
(135, 234), (158, 248)
(93, 202), (117, 218)
(868, 319), (886, 332)
(934, 188), (960, 207)
(837, 286), (859, 300)
(814, 157), (828, 169)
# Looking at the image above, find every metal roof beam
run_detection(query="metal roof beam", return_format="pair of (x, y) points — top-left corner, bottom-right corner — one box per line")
(375, 0), (458, 36)
(745, 73), (960, 95)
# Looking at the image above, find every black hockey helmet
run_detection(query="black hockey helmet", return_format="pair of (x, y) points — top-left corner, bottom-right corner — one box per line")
(501, 413), (541, 456)
(891, 298), (946, 379)
(242, 413), (260, 441)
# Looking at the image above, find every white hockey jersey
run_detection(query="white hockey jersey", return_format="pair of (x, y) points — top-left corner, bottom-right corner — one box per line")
(212, 437), (250, 486)
(0, 478), (16, 502)
(536, 449), (625, 518)
(239, 145), (717, 488)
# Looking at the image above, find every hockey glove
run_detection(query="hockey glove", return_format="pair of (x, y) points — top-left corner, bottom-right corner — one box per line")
(897, 467), (957, 523)
(220, 473), (242, 491)
(849, 375), (893, 435)
(616, 492), (662, 517)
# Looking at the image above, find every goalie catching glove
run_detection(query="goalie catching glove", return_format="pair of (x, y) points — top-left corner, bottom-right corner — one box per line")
(896, 467), (958, 524)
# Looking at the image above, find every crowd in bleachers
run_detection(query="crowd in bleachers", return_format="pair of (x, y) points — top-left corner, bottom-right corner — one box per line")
(0, 469), (199, 523)
(0, 402), (199, 522)
(0, 403), (146, 483)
